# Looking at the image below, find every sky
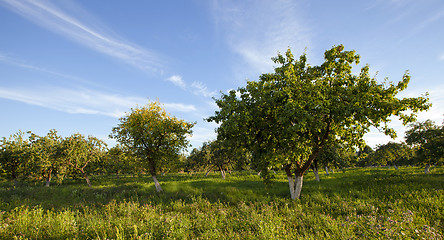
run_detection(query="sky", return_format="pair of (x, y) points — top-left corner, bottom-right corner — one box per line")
(1, 0), (443, 151)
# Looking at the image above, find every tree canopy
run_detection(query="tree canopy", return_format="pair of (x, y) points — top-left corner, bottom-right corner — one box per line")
(208, 45), (430, 199)
(110, 101), (195, 192)
(405, 119), (444, 173)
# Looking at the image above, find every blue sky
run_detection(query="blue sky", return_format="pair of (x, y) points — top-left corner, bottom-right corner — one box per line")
(1, 0), (443, 150)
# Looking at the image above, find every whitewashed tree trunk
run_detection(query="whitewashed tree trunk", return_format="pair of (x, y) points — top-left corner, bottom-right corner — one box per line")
(45, 169), (52, 187)
(394, 165), (399, 171)
(287, 175), (296, 200)
(152, 175), (163, 192)
(330, 168), (334, 174)
(294, 175), (303, 199)
(325, 167), (329, 175)
(221, 169), (226, 179)
(313, 168), (320, 182)
(425, 164), (431, 174)
(83, 172), (92, 187)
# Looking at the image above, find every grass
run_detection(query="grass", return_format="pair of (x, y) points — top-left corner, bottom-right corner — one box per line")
(0, 167), (443, 239)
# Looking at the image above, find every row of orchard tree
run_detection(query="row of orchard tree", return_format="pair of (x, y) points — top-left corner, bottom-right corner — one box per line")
(1, 45), (442, 200)
(359, 120), (444, 173)
(0, 102), (194, 189)
(0, 130), (106, 187)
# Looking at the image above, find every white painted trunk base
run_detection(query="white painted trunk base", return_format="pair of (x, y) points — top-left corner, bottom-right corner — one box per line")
(425, 164), (431, 174)
(288, 176), (295, 199)
(288, 175), (304, 199)
(313, 169), (320, 182)
(294, 175), (303, 199)
(45, 179), (51, 187)
(152, 175), (163, 192)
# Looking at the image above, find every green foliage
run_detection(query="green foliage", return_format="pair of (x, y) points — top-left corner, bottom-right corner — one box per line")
(0, 167), (442, 239)
(186, 140), (250, 178)
(0, 131), (31, 181)
(60, 133), (107, 187)
(405, 119), (444, 168)
(28, 129), (63, 186)
(110, 101), (195, 177)
(208, 44), (430, 198)
(316, 143), (357, 170)
(365, 142), (414, 167)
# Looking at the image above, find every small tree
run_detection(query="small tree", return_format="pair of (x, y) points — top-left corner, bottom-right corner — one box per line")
(61, 133), (107, 187)
(405, 120), (444, 174)
(28, 129), (63, 187)
(209, 45), (430, 199)
(0, 131), (31, 186)
(110, 101), (195, 192)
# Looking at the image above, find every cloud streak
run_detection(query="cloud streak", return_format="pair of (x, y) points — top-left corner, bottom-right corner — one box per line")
(1, 0), (164, 73)
(0, 86), (197, 118)
(212, 0), (310, 75)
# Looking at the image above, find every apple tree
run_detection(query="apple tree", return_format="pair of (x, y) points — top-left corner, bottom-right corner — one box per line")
(208, 45), (430, 199)
(110, 101), (195, 192)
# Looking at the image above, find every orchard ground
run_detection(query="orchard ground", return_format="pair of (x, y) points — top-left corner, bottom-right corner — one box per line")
(0, 166), (443, 239)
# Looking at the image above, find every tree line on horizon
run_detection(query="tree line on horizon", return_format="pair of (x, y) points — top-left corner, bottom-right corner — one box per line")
(1, 45), (443, 199)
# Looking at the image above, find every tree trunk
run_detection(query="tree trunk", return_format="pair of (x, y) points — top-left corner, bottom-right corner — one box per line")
(330, 168), (334, 174)
(287, 175), (296, 199)
(84, 173), (92, 187)
(152, 175), (163, 192)
(425, 164), (431, 174)
(313, 168), (320, 182)
(285, 164), (296, 200)
(394, 165), (399, 171)
(325, 166), (330, 175)
(219, 166), (226, 179)
(205, 169), (211, 177)
(311, 160), (320, 182)
(45, 169), (52, 187)
(294, 174), (303, 199)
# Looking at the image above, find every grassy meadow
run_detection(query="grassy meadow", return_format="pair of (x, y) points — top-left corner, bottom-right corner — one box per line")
(0, 167), (443, 239)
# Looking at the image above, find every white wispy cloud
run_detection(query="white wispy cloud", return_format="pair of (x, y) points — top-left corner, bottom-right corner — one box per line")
(166, 75), (187, 89)
(191, 81), (217, 98)
(0, 53), (101, 87)
(1, 0), (164, 73)
(0, 86), (197, 118)
(211, 0), (311, 75)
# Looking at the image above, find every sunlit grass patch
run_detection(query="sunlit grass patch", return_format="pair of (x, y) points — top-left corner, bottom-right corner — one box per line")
(0, 166), (442, 239)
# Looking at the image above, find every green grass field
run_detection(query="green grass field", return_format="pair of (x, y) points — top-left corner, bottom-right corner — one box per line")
(0, 167), (443, 239)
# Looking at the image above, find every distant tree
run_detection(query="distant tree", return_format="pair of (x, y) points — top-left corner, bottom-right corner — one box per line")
(208, 45), (430, 199)
(0, 131), (31, 185)
(314, 143), (356, 178)
(405, 120), (444, 174)
(103, 144), (136, 177)
(356, 145), (375, 167)
(61, 133), (107, 187)
(110, 101), (195, 192)
(367, 142), (413, 169)
(186, 146), (208, 173)
(28, 129), (63, 187)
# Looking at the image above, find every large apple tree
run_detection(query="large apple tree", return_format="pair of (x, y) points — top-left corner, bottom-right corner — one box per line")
(208, 45), (430, 199)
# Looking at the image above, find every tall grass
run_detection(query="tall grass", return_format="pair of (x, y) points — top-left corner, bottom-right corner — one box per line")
(0, 167), (442, 239)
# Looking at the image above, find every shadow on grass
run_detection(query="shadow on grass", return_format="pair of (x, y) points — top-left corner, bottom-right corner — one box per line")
(0, 167), (442, 211)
